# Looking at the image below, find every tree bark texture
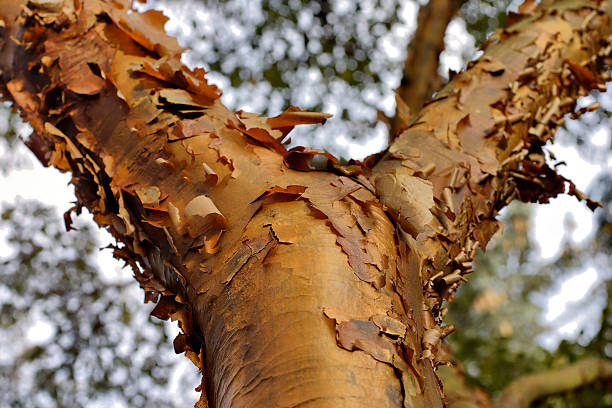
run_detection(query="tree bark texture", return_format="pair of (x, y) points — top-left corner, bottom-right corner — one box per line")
(0, 1), (610, 407)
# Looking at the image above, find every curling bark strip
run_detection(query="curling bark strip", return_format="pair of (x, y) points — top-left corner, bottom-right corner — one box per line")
(0, 0), (610, 407)
(373, 0), (611, 357)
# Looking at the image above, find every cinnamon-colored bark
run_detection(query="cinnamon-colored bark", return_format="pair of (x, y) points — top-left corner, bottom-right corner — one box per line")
(0, 1), (610, 407)
(372, 0), (610, 342)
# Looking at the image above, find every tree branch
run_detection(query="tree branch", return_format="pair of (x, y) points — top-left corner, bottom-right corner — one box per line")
(372, 0), (611, 335)
(496, 358), (612, 408)
(388, 0), (464, 139)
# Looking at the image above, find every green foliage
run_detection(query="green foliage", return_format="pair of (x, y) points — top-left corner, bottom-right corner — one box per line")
(531, 174), (612, 408)
(445, 176), (612, 406)
(0, 199), (199, 407)
(446, 202), (552, 393)
(461, 0), (514, 46)
(0, 101), (32, 174)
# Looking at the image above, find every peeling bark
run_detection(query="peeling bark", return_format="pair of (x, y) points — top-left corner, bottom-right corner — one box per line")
(0, 0), (610, 407)
(373, 0), (611, 357)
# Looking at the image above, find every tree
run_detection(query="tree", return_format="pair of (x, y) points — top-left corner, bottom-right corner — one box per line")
(0, 0), (611, 406)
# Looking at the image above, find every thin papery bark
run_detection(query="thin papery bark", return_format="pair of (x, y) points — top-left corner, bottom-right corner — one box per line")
(388, 0), (464, 138)
(372, 0), (611, 353)
(496, 358), (612, 408)
(0, 1), (610, 407)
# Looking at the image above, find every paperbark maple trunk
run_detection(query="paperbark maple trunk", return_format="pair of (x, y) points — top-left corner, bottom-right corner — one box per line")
(0, 1), (610, 408)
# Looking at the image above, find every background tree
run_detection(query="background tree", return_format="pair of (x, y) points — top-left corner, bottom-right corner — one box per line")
(0, 106), (200, 406)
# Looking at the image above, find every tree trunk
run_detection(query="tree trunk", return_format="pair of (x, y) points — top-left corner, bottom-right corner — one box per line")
(0, 1), (610, 407)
